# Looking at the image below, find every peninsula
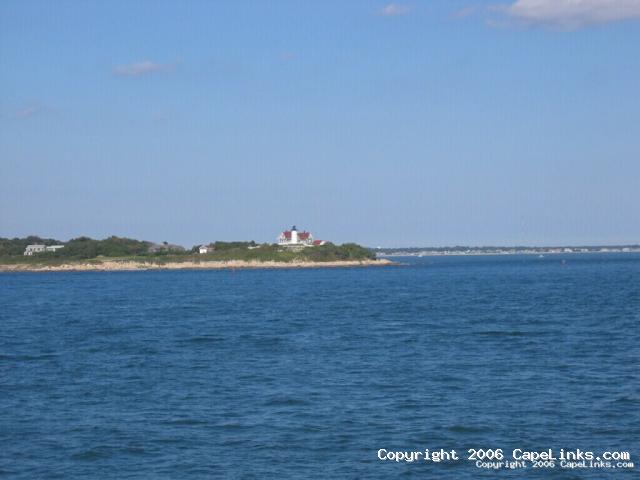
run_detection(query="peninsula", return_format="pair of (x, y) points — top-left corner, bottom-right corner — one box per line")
(0, 234), (392, 272)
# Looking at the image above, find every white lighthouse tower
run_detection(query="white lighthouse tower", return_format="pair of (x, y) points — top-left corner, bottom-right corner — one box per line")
(278, 225), (317, 247)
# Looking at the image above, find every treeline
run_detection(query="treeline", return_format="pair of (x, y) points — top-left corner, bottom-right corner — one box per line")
(61, 237), (153, 258)
(1, 236), (375, 262)
(0, 236), (61, 256)
(0, 236), (152, 259)
(194, 242), (375, 262)
(299, 243), (375, 261)
(191, 241), (257, 253)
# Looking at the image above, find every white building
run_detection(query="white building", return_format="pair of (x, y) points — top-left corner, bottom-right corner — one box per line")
(199, 245), (212, 254)
(24, 245), (46, 255)
(277, 226), (326, 247)
(24, 244), (65, 256)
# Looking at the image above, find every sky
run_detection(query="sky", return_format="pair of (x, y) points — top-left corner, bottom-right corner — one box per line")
(1, 0), (639, 247)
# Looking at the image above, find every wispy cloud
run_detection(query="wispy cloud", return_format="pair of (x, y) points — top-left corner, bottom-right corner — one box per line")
(15, 106), (41, 119)
(455, 5), (478, 18)
(114, 60), (175, 77)
(499, 0), (640, 29)
(378, 3), (411, 17)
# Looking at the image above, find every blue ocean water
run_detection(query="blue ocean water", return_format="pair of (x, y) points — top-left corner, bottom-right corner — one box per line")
(1, 253), (638, 479)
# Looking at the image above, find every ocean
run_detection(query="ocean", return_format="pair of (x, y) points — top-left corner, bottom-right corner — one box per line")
(1, 253), (638, 478)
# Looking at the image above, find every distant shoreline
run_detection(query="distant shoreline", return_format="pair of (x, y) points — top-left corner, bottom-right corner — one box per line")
(0, 258), (395, 273)
(376, 248), (640, 258)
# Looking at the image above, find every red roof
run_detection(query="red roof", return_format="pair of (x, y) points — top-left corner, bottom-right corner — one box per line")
(281, 230), (311, 240)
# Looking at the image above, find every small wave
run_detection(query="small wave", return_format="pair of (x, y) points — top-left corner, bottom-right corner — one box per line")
(213, 422), (243, 431)
(448, 425), (489, 433)
(179, 335), (224, 345)
(264, 397), (310, 407)
(163, 418), (210, 426)
(0, 353), (59, 361)
(474, 331), (525, 337)
(153, 437), (183, 445)
(611, 395), (639, 405)
(122, 446), (146, 455)
(70, 446), (112, 461)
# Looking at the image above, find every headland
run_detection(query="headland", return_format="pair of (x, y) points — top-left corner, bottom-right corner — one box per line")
(0, 234), (395, 272)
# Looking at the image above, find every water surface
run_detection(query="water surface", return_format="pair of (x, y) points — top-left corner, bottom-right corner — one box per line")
(1, 254), (638, 478)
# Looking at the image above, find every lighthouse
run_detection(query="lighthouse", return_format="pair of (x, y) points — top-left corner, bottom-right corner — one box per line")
(278, 225), (320, 247)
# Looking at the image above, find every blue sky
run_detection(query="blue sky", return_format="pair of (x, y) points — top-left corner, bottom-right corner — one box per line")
(1, 0), (639, 247)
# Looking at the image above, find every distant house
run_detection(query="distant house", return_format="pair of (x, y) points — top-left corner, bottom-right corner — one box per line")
(24, 245), (46, 256)
(24, 244), (65, 256)
(147, 242), (185, 254)
(199, 245), (212, 254)
(277, 226), (326, 247)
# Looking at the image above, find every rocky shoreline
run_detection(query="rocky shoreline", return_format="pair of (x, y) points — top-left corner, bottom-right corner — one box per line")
(0, 258), (395, 272)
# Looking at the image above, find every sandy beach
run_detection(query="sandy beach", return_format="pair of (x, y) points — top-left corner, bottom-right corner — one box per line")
(0, 258), (395, 272)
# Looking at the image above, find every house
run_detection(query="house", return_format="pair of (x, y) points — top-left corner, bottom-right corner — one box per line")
(147, 242), (185, 253)
(24, 244), (65, 256)
(24, 245), (46, 256)
(277, 226), (326, 247)
(199, 245), (212, 254)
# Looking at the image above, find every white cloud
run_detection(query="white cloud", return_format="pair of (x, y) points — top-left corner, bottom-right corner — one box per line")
(378, 3), (411, 16)
(455, 5), (478, 18)
(502, 0), (640, 28)
(114, 60), (173, 77)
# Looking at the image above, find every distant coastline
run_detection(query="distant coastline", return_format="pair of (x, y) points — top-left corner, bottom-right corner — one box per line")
(374, 245), (640, 257)
(3, 235), (638, 270)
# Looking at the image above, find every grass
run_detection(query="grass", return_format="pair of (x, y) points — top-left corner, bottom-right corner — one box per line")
(0, 243), (376, 267)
